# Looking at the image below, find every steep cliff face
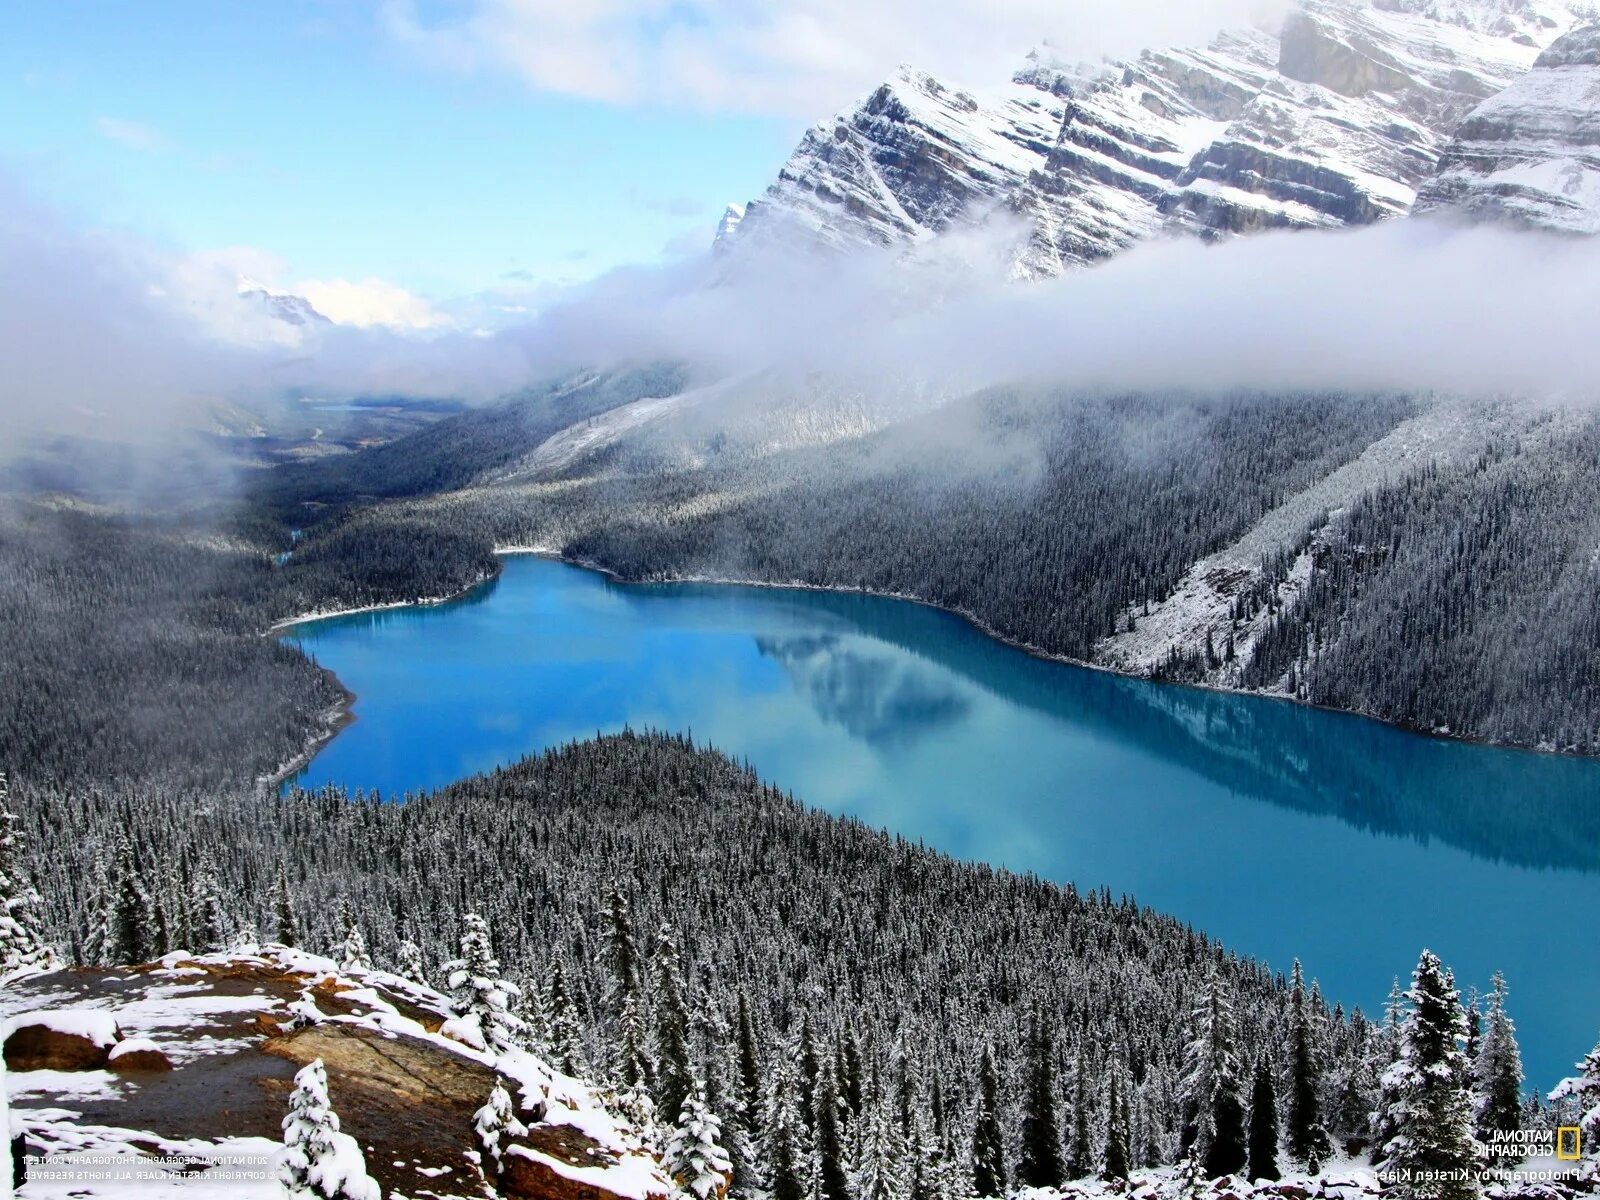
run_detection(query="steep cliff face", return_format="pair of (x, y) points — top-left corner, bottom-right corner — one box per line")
(1414, 23), (1600, 232)
(726, 0), (1585, 273)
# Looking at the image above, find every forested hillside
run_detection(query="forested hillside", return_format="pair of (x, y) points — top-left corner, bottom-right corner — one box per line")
(12, 732), (1396, 1188)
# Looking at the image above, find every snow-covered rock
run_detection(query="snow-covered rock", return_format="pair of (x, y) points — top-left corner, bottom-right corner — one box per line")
(725, 0), (1587, 274)
(1415, 23), (1600, 232)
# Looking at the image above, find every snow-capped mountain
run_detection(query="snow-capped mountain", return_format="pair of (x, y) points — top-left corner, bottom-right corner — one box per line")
(725, 0), (1589, 273)
(238, 276), (331, 327)
(1414, 23), (1600, 231)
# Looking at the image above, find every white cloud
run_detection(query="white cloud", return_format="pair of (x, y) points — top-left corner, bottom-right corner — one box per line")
(95, 116), (169, 151)
(297, 277), (453, 330)
(383, 0), (1288, 117)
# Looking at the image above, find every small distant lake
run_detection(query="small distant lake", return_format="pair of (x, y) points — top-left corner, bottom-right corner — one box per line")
(286, 554), (1599, 1086)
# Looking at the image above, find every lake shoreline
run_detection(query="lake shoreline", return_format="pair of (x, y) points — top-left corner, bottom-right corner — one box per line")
(264, 544), (1584, 790)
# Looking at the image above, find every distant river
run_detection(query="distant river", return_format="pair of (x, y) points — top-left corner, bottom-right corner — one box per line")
(286, 554), (1600, 1087)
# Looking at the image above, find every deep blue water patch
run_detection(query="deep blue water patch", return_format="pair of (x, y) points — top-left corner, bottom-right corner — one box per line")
(286, 554), (1600, 1087)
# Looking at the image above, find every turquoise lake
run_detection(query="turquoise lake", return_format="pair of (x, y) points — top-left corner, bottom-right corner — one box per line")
(286, 553), (1600, 1087)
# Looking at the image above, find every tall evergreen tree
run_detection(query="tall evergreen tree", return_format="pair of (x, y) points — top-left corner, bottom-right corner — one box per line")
(1017, 1013), (1066, 1188)
(1247, 1054), (1281, 1183)
(762, 1049), (808, 1200)
(273, 864), (299, 948)
(816, 1065), (852, 1200)
(971, 1044), (1007, 1199)
(1182, 971), (1247, 1178)
(336, 895), (370, 971)
(544, 953), (587, 1078)
(1286, 961), (1331, 1169)
(650, 924), (695, 1137)
(107, 834), (151, 966)
(666, 1084), (733, 1200)
(1065, 1040), (1094, 1180)
(1372, 950), (1480, 1200)
(1103, 1058), (1132, 1183)
(1472, 972), (1523, 1152)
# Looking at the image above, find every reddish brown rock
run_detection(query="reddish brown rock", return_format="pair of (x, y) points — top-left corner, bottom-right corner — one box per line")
(108, 1041), (174, 1072)
(500, 1139), (668, 1200)
(3, 1019), (119, 1071)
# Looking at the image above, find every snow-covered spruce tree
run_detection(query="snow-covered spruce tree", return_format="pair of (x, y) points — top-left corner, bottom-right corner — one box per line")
(191, 863), (227, 953)
(971, 1044), (1007, 1198)
(761, 1043), (809, 1200)
(107, 833), (152, 966)
(668, 1084), (734, 1200)
(445, 911), (526, 1054)
(1247, 1053), (1280, 1183)
(1286, 960), (1331, 1169)
(1472, 972), (1523, 1152)
(1181, 970), (1247, 1179)
(1373, 950), (1479, 1200)
(474, 1082), (528, 1178)
(274, 864), (299, 948)
(1065, 1039), (1094, 1179)
(277, 1058), (381, 1200)
(544, 952), (587, 1078)
(1102, 1056), (1132, 1183)
(602, 885), (643, 1017)
(394, 939), (425, 986)
(1018, 1013), (1066, 1188)
(816, 1064), (851, 1200)
(851, 1091), (904, 1200)
(0, 774), (54, 980)
(651, 924), (695, 1134)
(335, 895), (370, 971)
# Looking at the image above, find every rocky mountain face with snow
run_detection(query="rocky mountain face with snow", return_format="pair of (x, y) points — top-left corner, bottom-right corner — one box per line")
(727, 0), (1590, 272)
(1414, 22), (1600, 230)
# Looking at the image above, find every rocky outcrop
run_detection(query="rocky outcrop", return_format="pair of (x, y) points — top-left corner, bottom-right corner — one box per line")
(1, 949), (674, 1200)
(724, 0), (1586, 273)
(3, 1010), (120, 1070)
(1414, 23), (1600, 232)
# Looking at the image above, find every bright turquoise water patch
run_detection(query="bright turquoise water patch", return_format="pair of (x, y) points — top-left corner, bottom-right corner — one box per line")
(286, 554), (1600, 1086)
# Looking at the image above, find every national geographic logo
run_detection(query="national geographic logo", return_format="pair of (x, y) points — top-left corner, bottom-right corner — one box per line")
(1557, 1126), (1583, 1162)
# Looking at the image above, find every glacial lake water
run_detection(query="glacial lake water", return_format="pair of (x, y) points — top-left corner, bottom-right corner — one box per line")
(286, 553), (1600, 1087)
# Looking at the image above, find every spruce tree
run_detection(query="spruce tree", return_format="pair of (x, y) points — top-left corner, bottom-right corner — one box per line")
(276, 1058), (381, 1200)
(651, 924), (695, 1136)
(0, 776), (54, 979)
(1372, 950), (1479, 1200)
(1065, 1040), (1093, 1179)
(108, 834), (151, 965)
(1182, 971), (1247, 1178)
(191, 863), (226, 953)
(395, 938), (425, 985)
(1018, 1013), (1066, 1188)
(1549, 1038), (1600, 1147)
(445, 911), (525, 1054)
(816, 1065), (851, 1200)
(336, 896), (370, 971)
(545, 953), (587, 1078)
(274, 864), (299, 948)
(667, 1085), (733, 1200)
(850, 1094), (904, 1200)
(762, 1051), (808, 1200)
(1472, 972), (1522, 1153)
(970, 1044), (1007, 1198)
(1247, 1054), (1281, 1182)
(1102, 1058), (1132, 1183)
(1286, 961), (1331, 1169)
(474, 1082), (528, 1176)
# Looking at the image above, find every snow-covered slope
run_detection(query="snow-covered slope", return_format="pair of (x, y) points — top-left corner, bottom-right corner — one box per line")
(725, 0), (1586, 273)
(1414, 23), (1600, 232)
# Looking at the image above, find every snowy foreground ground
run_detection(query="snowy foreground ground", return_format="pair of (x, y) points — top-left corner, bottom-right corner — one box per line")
(2, 947), (1596, 1199)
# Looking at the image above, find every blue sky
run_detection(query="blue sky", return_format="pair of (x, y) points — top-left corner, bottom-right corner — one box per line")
(0, 2), (802, 306)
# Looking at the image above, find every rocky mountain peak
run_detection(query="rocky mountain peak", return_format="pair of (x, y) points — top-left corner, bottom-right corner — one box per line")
(721, 0), (1588, 273)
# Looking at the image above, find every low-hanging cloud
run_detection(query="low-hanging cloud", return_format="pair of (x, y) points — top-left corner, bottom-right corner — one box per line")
(7, 168), (1600, 456)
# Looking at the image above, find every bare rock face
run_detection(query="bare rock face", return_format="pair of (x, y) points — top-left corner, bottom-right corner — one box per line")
(1414, 23), (1600, 232)
(3, 1012), (121, 1071)
(722, 0), (1586, 274)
